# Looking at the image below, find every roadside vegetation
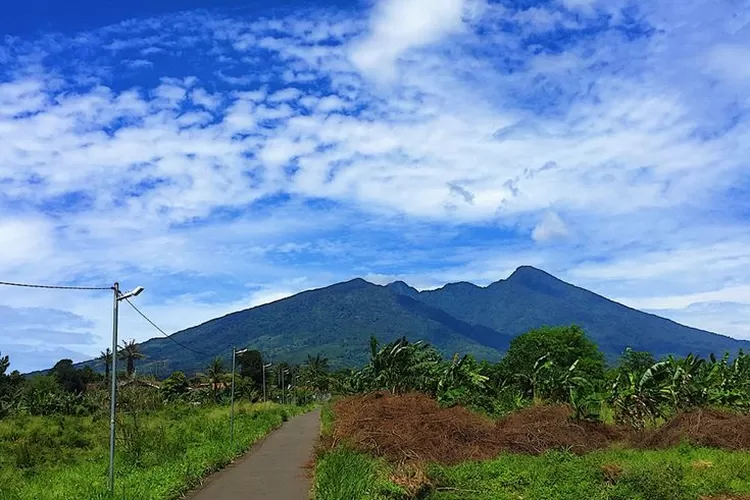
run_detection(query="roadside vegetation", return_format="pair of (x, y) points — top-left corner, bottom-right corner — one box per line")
(0, 343), (322, 500)
(314, 325), (750, 500)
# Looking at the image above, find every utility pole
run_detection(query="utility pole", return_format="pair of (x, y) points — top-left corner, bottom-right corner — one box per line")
(108, 283), (119, 495)
(262, 361), (272, 402)
(108, 283), (144, 496)
(281, 368), (289, 405)
(230, 347), (247, 448)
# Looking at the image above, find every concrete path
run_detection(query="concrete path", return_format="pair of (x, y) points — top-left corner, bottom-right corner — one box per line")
(185, 408), (321, 500)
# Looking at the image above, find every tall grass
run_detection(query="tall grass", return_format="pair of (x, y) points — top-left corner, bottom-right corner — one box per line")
(314, 448), (408, 500)
(313, 441), (750, 500)
(429, 446), (750, 500)
(0, 402), (304, 500)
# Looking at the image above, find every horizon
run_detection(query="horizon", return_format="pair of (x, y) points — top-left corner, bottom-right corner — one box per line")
(1, 0), (749, 372)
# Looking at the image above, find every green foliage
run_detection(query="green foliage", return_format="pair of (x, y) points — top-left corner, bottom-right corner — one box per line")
(51, 359), (85, 394)
(98, 349), (112, 380)
(0, 353), (23, 418)
(499, 325), (606, 384)
(0, 402), (304, 500)
(334, 330), (750, 423)
(19, 376), (91, 416)
(160, 371), (189, 401)
(199, 357), (228, 403)
(119, 339), (146, 377)
(237, 349), (264, 387)
(314, 447), (408, 500)
(300, 354), (331, 393)
(426, 447), (750, 500)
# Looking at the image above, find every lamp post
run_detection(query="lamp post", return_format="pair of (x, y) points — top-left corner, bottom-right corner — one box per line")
(230, 347), (248, 448)
(281, 368), (289, 405)
(109, 282), (144, 496)
(262, 361), (272, 402)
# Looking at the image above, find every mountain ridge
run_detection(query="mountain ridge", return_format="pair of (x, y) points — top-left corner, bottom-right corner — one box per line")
(74, 266), (750, 377)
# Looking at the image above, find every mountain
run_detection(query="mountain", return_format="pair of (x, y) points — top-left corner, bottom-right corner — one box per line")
(401, 266), (749, 361)
(128, 278), (508, 377)
(101, 266), (750, 377)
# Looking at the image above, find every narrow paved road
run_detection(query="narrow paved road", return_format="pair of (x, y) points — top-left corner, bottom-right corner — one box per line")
(186, 408), (321, 500)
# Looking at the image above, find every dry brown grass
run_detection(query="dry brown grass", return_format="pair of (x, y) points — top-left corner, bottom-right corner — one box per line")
(633, 409), (750, 450)
(328, 393), (750, 466)
(329, 392), (622, 464)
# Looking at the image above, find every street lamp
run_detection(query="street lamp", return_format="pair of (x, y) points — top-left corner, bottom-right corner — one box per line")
(281, 368), (290, 405)
(230, 347), (248, 448)
(109, 282), (144, 495)
(262, 361), (272, 402)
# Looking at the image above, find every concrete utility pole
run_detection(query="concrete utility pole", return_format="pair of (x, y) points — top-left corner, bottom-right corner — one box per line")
(109, 283), (144, 496)
(262, 361), (272, 402)
(230, 347), (248, 448)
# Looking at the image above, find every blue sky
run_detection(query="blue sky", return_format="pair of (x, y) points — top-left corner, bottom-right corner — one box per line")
(1, 0), (749, 372)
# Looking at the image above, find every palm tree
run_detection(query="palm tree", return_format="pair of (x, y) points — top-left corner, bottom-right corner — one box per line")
(119, 340), (145, 376)
(303, 354), (330, 392)
(99, 348), (112, 380)
(202, 357), (227, 402)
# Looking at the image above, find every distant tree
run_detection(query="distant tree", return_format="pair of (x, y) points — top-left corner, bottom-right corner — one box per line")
(79, 366), (101, 384)
(51, 359), (85, 394)
(302, 353), (330, 392)
(99, 348), (113, 380)
(0, 352), (22, 416)
(237, 349), (264, 388)
(0, 352), (8, 377)
(119, 340), (146, 376)
(161, 371), (189, 401)
(499, 325), (606, 382)
(202, 357), (228, 402)
(617, 348), (656, 376)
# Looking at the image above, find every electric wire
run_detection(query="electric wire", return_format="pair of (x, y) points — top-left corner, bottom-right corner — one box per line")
(0, 280), (112, 290)
(123, 297), (209, 356)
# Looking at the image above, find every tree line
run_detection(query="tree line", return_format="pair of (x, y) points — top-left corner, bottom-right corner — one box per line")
(3, 324), (749, 426)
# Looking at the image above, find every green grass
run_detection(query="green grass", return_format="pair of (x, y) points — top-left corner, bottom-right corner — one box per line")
(429, 446), (750, 500)
(0, 402), (306, 500)
(314, 448), (408, 500)
(313, 444), (750, 500)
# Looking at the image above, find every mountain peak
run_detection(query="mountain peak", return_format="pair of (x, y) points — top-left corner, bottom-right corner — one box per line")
(505, 266), (561, 284)
(387, 280), (419, 297)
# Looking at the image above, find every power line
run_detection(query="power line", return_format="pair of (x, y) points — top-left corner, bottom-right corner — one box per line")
(123, 298), (209, 357)
(0, 280), (112, 291)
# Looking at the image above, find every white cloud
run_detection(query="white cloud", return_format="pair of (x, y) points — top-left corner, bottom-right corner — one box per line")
(531, 212), (569, 242)
(705, 44), (750, 83)
(123, 59), (154, 69)
(350, 0), (478, 81)
(191, 88), (222, 110)
(1, 1), (750, 371)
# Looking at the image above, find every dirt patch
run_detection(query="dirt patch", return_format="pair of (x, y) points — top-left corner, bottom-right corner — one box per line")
(330, 393), (621, 464)
(634, 410), (750, 451)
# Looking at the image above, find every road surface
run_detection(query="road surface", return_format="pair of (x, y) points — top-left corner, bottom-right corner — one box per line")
(186, 408), (321, 500)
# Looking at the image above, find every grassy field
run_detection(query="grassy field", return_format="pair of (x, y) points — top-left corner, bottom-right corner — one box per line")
(0, 402), (304, 500)
(315, 445), (750, 500)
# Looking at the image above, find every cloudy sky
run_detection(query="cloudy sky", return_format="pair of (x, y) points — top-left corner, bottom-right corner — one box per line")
(1, 0), (748, 372)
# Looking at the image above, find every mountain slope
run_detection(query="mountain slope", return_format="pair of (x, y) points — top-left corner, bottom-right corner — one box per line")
(134, 279), (507, 376)
(407, 266), (749, 361)
(92, 266), (750, 377)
